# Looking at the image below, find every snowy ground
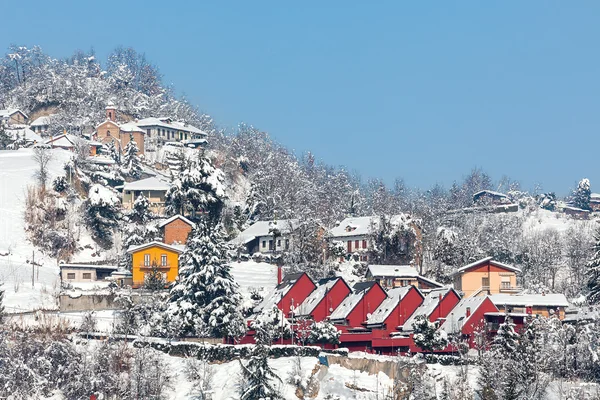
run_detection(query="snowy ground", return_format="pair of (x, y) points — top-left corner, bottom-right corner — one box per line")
(0, 148), (72, 312)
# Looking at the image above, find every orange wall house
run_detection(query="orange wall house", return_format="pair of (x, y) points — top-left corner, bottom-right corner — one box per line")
(453, 257), (521, 298)
(95, 106), (145, 155)
(159, 215), (195, 245)
(127, 241), (184, 288)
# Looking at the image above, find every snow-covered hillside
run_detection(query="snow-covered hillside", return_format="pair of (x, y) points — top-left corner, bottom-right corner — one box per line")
(0, 148), (72, 312)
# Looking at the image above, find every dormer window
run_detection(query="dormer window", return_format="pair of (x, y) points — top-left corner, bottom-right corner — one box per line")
(345, 225), (356, 232)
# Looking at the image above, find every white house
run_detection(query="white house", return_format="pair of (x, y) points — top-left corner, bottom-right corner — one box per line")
(135, 117), (208, 150)
(229, 219), (299, 255)
(120, 176), (171, 214)
(29, 115), (54, 135)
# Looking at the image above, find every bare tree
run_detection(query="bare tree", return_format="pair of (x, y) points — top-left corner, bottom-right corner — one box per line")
(32, 146), (53, 191)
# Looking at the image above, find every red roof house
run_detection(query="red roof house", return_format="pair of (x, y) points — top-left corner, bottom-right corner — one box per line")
(296, 277), (352, 322)
(364, 285), (424, 335)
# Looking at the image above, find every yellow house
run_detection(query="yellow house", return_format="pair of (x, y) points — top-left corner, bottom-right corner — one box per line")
(452, 257), (521, 298)
(127, 241), (184, 288)
(490, 293), (569, 319)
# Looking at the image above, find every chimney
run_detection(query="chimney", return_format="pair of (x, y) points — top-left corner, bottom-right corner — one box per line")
(466, 307), (471, 317)
(106, 104), (116, 122)
(277, 265), (283, 285)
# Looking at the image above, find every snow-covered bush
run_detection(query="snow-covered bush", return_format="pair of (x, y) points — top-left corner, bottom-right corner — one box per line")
(412, 315), (448, 352)
(307, 321), (341, 345)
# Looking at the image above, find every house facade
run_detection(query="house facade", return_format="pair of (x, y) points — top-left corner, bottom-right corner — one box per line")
(121, 177), (170, 214)
(452, 257), (521, 298)
(159, 215), (195, 245)
(229, 219), (298, 255)
(364, 285), (424, 335)
(136, 117), (208, 150)
(296, 277), (352, 322)
(127, 241), (184, 288)
(0, 109), (28, 126)
(472, 190), (511, 206)
(330, 281), (387, 329)
(29, 115), (53, 135)
(489, 293), (569, 319)
(60, 263), (118, 283)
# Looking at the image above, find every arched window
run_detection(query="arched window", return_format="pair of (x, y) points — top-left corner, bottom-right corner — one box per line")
(107, 130), (111, 137)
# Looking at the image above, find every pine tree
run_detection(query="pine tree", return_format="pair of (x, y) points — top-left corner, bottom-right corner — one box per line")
(307, 321), (341, 345)
(572, 178), (591, 210)
(251, 305), (291, 346)
(132, 193), (151, 223)
(84, 184), (121, 248)
(0, 124), (11, 149)
(105, 140), (121, 165)
(587, 226), (600, 304)
(122, 134), (143, 179)
(492, 317), (520, 355)
(168, 220), (246, 339)
(412, 314), (448, 352)
(238, 345), (283, 400)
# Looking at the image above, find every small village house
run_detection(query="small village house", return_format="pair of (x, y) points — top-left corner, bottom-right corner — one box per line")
(472, 190), (511, 206)
(590, 193), (600, 212)
(120, 176), (170, 214)
(60, 263), (118, 283)
(489, 293), (569, 319)
(29, 115), (54, 135)
(126, 241), (184, 288)
(330, 281), (387, 329)
(440, 296), (498, 347)
(365, 264), (443, 291)
(7, 127), (42, 146)
(229, 219), (299, 255)
(253, 272), (317, 318)
(159, 215), (195, 245)
(400, 287), (461, 332)
(364, 285), (424, 335)
(452, 257), (521, 298)
(45, 133), (102, 155)
(0, 108), (28, 126)
(561, 205), (590, 219)
(135, 117), (208, 150)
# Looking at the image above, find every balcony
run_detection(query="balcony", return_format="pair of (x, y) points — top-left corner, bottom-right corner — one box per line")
(139, 264), (171, 270)
(499, 285), (523, 293)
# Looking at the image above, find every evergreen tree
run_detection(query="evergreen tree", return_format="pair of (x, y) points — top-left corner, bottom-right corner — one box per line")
(251, 305), (291, 346)
(307, 321), (341, 345)
(412, 314), (448, 352)
(105, 140), (121, 165)
(122, 133), (143, 179)
(168, 221), (246, 339)
(165, 154), (225, 222)
(84, 184), (121, 248)
(586, 226), (600, 304)
(238, 345), (283, 400)
(492, 317), (520, 355)
(131, 193), (151, 223)
(572, 178), (591, 210)
(0, 124), (11, 149)
(143, 262), (166, 292)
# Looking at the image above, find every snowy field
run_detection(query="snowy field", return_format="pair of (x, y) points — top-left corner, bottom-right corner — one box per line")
(0, 148), (72, 312)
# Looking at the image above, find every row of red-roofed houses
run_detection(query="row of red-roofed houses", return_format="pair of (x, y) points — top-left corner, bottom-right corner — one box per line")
(232, 258), (570, 355)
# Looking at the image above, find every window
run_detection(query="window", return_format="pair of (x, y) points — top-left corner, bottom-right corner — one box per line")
(262, 240), (266, 248)
(501, 276), (511, 289)
(147, 129), (151, 137)
(67, 273), (76, 280)
(362, 240), (367, 249)
(161, 254), (167, 266)
(482, 277), (490, 288)
(355, 240), (359, 249)
(347, 240), (352, 253)
(285, 239), (290, 250)
(269, 240), (274, 250)
(82, 273), (92, 279)
(144, 254), (150, 266)
(277, 239), (281, 247)
(106, 130), (110, 137)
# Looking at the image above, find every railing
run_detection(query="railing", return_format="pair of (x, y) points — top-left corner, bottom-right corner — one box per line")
(139, 264), (171, 269)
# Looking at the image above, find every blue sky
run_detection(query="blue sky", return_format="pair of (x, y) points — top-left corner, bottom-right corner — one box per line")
(2, 1), (599, 194)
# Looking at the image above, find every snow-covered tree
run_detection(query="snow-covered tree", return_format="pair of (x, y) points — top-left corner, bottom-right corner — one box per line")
(586, 226), (600, 304)
(572, 178), (591, 210)
(492, 317), (520, 356)
(122, 134), (143, 179)
(412, 315), (448, 352)
(84, 184), (121, 248)
(238, 345), (283, 400)
(251, 305), (291, 346)
(168, 221), (246, 339)
(131, 193), (152, 223)
(307, 321), (341, 345)
(104, 140), (121, 164)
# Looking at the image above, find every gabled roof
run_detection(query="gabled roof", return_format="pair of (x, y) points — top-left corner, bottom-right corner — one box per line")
(136, 117), (207, 136)
(365, 286), (421, 326)
(455, 257), (521, 274)
(59, 263), (118, 271)
(46, 134), (76, 147)
(119, 122), (145, 134)
(367, 265), (419, 278)
(490, 293), (569, 308)
(440, 296), (492, 334)
(329, 281), (379, 321)
(0, 108), (28, 119)
(228, 219), (299, 246)
(296, 277), (348, 317)
(122, 177), (170, 192)
(30, 115), (54, 126)
(126, 241), (185, 254)
(158, 215), (196, 229)
(473, 190), (509, 199)
(328, 214), (415, 238)
(253, 272), (309, 315)
(7, 127), (42, 143)
(401, 287), (456, 331)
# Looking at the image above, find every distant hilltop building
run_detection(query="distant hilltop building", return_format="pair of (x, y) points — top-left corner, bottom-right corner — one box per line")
(0, 108), (28, 126)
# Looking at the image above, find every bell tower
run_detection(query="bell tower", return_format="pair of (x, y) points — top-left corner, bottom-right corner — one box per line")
(105, 104), (116, 121)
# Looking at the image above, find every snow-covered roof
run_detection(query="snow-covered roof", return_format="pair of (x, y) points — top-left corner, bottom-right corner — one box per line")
(158, 215), (196, 229)
(440, 296), (490, 334)
(490, 293), (569, 308)
(7, 127), (42, 143)
(328, 214), (414, 238)
(126, 241), (185, 254)
(122, 177), (171, 192)
(46, 134), (76, 148)
(366, 265), (419, 278)
(119, 122), (145, 134)
(29, 115), (54, 127)
(253, 273), (306, 315)
(401, 287), (454, 331)
(562, 205), (590, 213)
(591, 193), (600, 201)
(473, 190), (509, 199)
(136, 117), (207, 136)
(0, 108), (28, 119)
(329, 281), (377, 321)
(296, 277), (346, 317)
(60, 263), (118, 271)
(455, 257), (521, 274)
(229, 219), (299, 246)
(365, 286), (416, 326)
(229, 261), (278, 297)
